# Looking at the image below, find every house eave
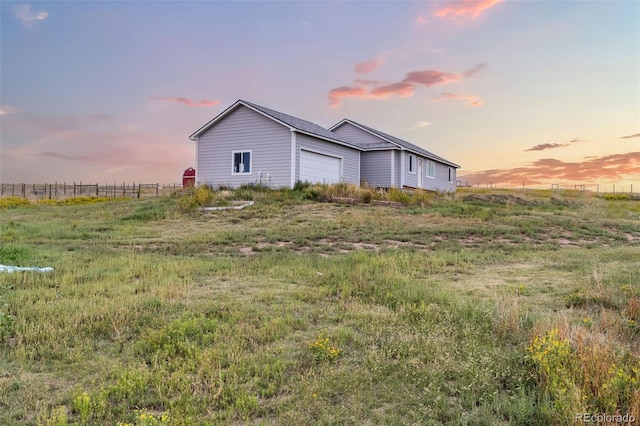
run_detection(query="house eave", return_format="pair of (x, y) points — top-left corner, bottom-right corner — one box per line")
(331, 119), (461, 168)
(292, 129), (364, 151)
(188, 99), (296, 141)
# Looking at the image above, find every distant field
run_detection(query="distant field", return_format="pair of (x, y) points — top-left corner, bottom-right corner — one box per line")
(1, 185), (639, 425)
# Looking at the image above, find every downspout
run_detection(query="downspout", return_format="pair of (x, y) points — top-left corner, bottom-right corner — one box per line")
(400, 150), (405, 189)
(357, 150), (361, 186)
(290, 130), (297, 189)
(390, 150), (395, 188)
(195, 136), (199, 186)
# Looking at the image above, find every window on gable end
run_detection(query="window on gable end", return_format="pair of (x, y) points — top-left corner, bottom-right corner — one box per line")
(233, 151), (251, 174)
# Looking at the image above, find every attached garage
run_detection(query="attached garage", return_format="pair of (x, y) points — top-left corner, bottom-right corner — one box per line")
(299, 149), (342, 184)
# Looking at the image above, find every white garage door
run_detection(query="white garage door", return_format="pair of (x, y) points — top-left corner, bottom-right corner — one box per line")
(300, 150), (341, 184)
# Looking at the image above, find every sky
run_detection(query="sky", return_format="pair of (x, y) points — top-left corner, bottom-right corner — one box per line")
(1, 0), (639, 189)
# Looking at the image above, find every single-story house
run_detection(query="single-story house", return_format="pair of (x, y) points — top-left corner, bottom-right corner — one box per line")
(188, 99), (460, 191)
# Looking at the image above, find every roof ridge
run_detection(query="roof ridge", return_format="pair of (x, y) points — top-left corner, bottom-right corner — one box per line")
(340, 119), (459, 168)
(240, 100), (366, 149)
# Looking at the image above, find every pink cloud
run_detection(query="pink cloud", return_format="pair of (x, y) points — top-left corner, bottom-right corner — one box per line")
(328, 64), (485, 106)
(405, 70), (462, 87)
(458, 152), (640, 186)
(434, 0), (504, 21)
(355, 58), (384, 74)
(416, 15), (428, 25)
(151, 97), (221, 108)
(328, 86), (369, 106)
(369, 81), (416, 99)
(431, 92), (484, 106)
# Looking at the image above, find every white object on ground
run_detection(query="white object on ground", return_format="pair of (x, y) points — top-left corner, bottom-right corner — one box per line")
(0, 264), (54, 273)
(201, 201), (254, 211)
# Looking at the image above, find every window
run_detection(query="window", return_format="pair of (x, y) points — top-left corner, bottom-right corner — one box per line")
(408, 154), (415, 173)
(232, 151), (251, 174)
(448, 167), (452, 182)
(427, 160), (435, 178)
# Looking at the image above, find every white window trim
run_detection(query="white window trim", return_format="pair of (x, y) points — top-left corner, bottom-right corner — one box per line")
(408, 154), (416, 174)
(426, 159), (435, 179)
(232, 150), (252, 175)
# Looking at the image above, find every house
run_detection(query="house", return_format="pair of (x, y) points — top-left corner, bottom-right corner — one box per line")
(188, 100), (460, 191)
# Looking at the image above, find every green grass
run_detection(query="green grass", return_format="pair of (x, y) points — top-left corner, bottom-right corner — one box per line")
(0, 187), (639, 425)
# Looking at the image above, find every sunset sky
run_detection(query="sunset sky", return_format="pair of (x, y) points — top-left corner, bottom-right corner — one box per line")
(1, 1), (638, 189)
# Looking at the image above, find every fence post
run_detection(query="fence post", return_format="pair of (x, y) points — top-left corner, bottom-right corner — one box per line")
(156, 183), (159, 196)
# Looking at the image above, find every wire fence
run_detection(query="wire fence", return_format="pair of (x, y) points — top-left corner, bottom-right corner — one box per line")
(456, 181), (636, 194)
(0, 182), (185, 200)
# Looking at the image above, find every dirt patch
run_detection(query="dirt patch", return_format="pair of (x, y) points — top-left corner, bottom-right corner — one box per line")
(461, 193), (536, 206)
(239, 246), (255, 256)
(352, 242), (380, 251)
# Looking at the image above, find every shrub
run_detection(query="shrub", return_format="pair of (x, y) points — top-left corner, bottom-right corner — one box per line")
(178, 185), (215, 212)
(293, 180), (311, 192)
(360, 189), (373, 204)
(388, 188), (411, 205)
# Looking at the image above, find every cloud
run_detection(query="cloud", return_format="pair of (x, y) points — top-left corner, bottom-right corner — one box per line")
(458, 152), (640, 186)
(525, 143), (569, 152)
(369, 81), (416, 99)
(620, 133), (640, 139)
(462, 63), (486, 77)
(150, 97), (221, 108)
(353, 79), (386, 86)
(0, 105), (21, 115)
(416, 15), (429, 25)
(328, 63), (484, 106)
(355, 57), (384, 74)
(434, 0), (504, 21)
(328, 86), (369, 106)
(524, 138), (585, 152)
(415, 121), (432, 128)
(432, 92), (483, 107)
(14, 3), (48, 27)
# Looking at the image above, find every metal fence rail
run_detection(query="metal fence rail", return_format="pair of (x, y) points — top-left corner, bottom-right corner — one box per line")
(456, 181), (636, 193)
(0, 182), (184, 200)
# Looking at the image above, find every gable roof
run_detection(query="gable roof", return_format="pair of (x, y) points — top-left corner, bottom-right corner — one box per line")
(331, 119), (460, 168)
(189, 99), (365, 150)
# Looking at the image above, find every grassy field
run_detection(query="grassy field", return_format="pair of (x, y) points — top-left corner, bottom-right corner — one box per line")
(1, 185), (639, 425)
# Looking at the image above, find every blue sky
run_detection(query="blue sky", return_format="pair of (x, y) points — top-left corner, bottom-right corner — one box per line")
(1, 1), (638, 188)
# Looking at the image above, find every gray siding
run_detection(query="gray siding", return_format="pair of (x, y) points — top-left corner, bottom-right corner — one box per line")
(428, 161), (457, 192)
(360, 150), (392, 188)
(295, 133), (360, 185)
(403, 152), (417, 188)
(405, 157), (456, 192)
(332, 122), (385, 146)
(196, 105), (291, 188)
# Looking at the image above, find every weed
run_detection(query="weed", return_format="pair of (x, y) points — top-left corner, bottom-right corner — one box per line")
(309, 332), (342, 363)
